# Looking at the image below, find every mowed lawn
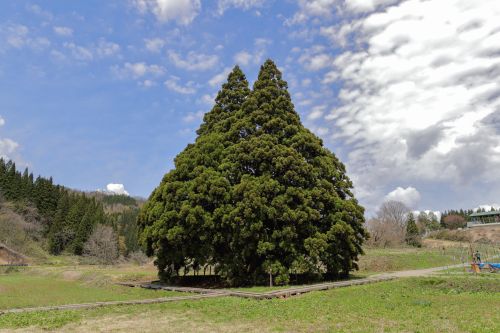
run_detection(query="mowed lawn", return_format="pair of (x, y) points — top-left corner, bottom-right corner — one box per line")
(1, 274), (499, 332)
(0, 272), (183, 310)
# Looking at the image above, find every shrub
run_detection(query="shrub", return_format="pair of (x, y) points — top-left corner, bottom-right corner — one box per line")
(83, 225), (119, 264)
(128, 250), (149, 265)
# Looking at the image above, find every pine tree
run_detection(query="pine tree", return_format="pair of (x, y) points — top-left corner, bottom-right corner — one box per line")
(139, 60), (367, 286)
(405, 213), (421, 247)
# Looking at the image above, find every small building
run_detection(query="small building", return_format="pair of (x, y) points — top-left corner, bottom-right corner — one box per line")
(467, 211), (500, 228)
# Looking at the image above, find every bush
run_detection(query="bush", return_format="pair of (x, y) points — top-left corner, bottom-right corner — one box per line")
(128, 251), (149, 265)
(442, 214), (467, 229)
(83, 225), (119, 264)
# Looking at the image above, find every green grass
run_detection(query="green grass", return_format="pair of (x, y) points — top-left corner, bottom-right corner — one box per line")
(358, 246), (469, 273)
(1, 275), (499, 332)
(0, 272), (184, 310)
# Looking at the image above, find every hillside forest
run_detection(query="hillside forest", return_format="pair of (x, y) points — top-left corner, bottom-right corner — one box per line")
(0, 158), (143, 262)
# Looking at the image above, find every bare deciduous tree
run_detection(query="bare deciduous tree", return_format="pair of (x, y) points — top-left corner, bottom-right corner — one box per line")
(366, 200), (411, 247)
(442, 214), (466, 229)
(83, 225), (119, 264)
(378, 200), (409, 239)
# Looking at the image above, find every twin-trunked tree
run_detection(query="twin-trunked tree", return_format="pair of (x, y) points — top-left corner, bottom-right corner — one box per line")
(138, 60), (367, 286)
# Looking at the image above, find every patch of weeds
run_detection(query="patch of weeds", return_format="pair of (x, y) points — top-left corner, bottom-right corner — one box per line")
(0, 310), (82, 330)
(412, 299), (432, 307)
(418, 277), (500, 293)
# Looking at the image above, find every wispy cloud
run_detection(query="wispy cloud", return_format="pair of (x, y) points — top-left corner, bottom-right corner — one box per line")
(164, 76), (196, 94)
(168, 50), (218, 71)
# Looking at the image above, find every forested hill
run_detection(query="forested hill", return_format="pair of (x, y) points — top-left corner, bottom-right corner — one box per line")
(0, 159), (141, 257)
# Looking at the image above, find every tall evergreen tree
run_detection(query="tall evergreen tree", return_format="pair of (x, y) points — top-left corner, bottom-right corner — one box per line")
(405, 213), (421, 247)
(140, 60), (368, 285)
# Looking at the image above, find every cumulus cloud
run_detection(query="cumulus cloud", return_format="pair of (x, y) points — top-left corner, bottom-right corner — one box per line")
(168, 51), (218, 71)
(106, 183), (129, 196)
(298, 0), (500, 209)
(217, 0), (264, 15)
(164, 76), (196, 94)
(132, 0), (201, 25)
(53, 26), (73, 37)
(0, 116), (20, 160)
(385, 187), (421, 208)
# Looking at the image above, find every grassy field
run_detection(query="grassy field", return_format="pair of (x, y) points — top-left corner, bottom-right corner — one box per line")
(0, 274), (498, 332)
(1, 243), (499, 332)
(0, 271), (183, 310)
(358, 242), (499, 274)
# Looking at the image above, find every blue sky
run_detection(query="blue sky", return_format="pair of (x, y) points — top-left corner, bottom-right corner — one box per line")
(1, 0), (500, 215)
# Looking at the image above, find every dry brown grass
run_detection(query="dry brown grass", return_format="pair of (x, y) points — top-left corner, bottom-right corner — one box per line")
(0, 311), (268, 333)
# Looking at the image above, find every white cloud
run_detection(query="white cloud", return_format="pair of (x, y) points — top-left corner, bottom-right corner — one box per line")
(217, 0), (264, 15)
(234, 51), (252, 66)
(313, 0), (500, 208)
(286, 0), (338, 25)
(113, 62), (165, 79)
(53, 26), (73, 37)
(63, 42), (93, 61)
(475, 204), (500, 212)
(307, 105), (325, 120)
(385, 187), (421, 208)
(209, 67), (231, 87)
(95, 39), (120, 57)
(1, 24), (50, 51)
(182, 111), (204, 123)
(168, 51), (218, 71)
(345, 0), (399, 13)
(139, 79), (156, 88)
(132, 0), (201, 25)
(233, 38), (270, 67)
(164, 76), (196, 94)
(106, 183), (129, 196)
(144, 38), (165, 53)
(26, 4), (53, 20)
(200, 93), (216, 105)
(59, 39), (119, 62)
(0, 117), (19, 160)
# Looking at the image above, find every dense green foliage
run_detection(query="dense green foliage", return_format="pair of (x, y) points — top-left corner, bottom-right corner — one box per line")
(138, 60), (367, 285)
(0, 159), (141, 257)
(109, 208), (141, 256)
(97, 193), (139, 207)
